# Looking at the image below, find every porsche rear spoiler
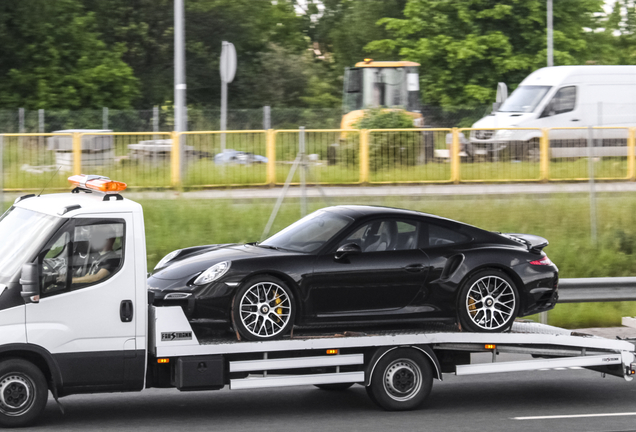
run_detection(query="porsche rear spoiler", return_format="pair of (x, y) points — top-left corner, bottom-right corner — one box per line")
(501, 233), (549, 253)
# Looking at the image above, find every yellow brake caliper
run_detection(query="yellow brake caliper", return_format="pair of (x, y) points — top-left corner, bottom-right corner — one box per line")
(468, 297), (476, 317)
(274, 289), (283, 321)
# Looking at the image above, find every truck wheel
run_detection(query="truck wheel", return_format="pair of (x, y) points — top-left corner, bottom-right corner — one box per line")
(366, 348), (433, 411)
(314, 383), (354, 391)
(232, 276), (295, 341)
(458, 269), (519, 333)
(0, 359), (48, 428)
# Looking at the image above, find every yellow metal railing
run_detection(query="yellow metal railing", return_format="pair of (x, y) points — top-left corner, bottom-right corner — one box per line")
(2, 127), (636, 191)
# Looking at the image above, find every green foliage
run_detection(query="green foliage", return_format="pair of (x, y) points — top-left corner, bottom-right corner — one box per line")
(366, 0), (605, 108)
(353, 107), (415, 129)
(0, 0), (139, 109)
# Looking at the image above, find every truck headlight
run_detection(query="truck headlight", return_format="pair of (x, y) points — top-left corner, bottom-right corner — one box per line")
(155, 249), (182, 270)
(496, 129), (513, 139)
(194, 261), (231, 285)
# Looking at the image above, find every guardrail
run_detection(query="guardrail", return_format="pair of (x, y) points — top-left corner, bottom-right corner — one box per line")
(2, 126), (636, 190)
(558, 277), (636, 303)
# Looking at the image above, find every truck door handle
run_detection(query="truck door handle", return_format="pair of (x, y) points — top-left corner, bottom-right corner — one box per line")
(403, 264), (425, 273)
(571, 119), (580, 122)
(120, 300), (133, 323)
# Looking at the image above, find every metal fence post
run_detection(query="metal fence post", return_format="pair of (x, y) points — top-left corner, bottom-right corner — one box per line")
(72, 132), (82, 175)
(451, 128), (460, 184)
(18, 108), (24, 146)
(628, 127), (636, 181)
(102, 107), (108, 130)
(263, 106), (271, 130)
(587, 126), (598, 246)
(359, 130), (369, 185)
(171, 131), (182, 187)
(266, 129), (276, 187)
(299, 127), (307, 217)
(38, 109), (45, 147)
(153, 106), (159, 139)
(540, 128), (550, 182)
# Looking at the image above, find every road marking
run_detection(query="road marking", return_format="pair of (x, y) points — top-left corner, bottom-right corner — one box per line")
(513, 412), (636, 420)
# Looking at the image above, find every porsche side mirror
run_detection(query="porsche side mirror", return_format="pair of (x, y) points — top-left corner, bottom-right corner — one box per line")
(335, 243), (361, 260)
(20, 263), (40, 303)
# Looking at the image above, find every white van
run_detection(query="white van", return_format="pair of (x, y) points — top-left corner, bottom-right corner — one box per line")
(470, 65), (636, 159)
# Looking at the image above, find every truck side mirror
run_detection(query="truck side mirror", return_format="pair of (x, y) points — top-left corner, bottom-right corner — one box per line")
(335, 243), (362, 260)
(20, 263), (40, 304)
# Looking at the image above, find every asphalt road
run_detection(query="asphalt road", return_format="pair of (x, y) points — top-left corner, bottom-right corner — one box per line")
(22, 353), (636, 432)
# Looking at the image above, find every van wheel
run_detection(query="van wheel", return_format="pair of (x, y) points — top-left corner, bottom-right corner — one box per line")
(366, 348), (433, 411)
(525, 138), (540, 162)
(0, 359), (48, 428)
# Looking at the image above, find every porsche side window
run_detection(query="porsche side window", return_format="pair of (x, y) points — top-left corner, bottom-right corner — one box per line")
(342, 220), (419, 252)
(425, 223), (470, 248)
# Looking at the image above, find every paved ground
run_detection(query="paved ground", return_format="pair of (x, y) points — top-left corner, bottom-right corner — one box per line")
(5, 181), (636, 202)
(21, 327), (636, 432)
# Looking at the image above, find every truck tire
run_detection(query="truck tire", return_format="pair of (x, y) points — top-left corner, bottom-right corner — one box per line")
(366, 348), (433, 411)
(232, 275), (296, 341)
(458, 269), (519, 333)
(0, 359), (48, 428)
(314, 383), (354, 391)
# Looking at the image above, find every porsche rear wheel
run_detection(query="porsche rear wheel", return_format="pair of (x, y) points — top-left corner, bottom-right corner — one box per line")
(233, 276), (295, 341)
(458, 269), (519, 333)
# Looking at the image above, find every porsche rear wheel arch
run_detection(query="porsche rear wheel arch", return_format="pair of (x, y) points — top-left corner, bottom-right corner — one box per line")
(457, 267), (520, 333)
(232, 275), (297, 341)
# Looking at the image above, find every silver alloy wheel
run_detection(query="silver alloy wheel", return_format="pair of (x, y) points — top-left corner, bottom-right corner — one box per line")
(382, 359), (423, 402)
(0, 374), (35, 417)
(239, 282), (292, 338)
(466, 275), (516, 330)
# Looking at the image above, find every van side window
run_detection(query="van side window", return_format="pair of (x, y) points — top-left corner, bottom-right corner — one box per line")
(545, 86), (576, 116)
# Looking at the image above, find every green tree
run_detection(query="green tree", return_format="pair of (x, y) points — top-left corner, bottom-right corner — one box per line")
(0, 0), (138, 109)
(366, 0), (605, 108)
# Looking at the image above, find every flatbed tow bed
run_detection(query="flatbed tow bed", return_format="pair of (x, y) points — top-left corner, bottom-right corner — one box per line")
(0, 176), (634, 427)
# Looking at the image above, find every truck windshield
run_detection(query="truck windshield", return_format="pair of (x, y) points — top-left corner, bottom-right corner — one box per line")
(0, 207), (60, 278)
(260, 210), (353, 253)
(498, 85), (552, 113)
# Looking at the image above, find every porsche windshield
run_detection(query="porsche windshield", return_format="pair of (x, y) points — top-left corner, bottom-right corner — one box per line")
(498, 85), (552, 113)
(0, 207), (60, 277)
(260, 210), (353, 253)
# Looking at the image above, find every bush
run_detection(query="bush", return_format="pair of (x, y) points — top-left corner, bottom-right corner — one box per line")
(353, 107), (415, 129)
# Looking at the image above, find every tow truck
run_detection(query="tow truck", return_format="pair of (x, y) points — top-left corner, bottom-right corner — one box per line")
(0, 174), (634, 427)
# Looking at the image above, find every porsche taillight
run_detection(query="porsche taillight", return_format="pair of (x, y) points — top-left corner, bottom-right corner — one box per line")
(530, 256), (552, 266)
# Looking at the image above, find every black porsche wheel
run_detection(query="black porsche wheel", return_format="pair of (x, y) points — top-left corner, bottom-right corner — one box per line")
(366, 348), (433, 411)
(458, 269), (519, 333)
(0, 359), (48, 428)
(233, 276), (295, 341)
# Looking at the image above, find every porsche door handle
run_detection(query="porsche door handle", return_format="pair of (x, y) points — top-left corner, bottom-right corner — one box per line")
(403, 264), (426, 273)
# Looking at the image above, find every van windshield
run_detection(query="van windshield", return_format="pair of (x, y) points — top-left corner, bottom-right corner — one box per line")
(498, 85), (552, 113)
(0, 207), (61, 278)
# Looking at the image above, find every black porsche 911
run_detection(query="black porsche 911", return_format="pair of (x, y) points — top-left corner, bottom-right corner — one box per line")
(148, 205), (558, 341)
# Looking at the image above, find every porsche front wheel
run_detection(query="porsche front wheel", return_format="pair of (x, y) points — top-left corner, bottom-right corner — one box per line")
(232, 276), (295, 341)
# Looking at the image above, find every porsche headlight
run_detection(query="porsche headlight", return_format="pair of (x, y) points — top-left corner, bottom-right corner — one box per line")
(155, 249), (182, 270)
(194, 261), (231, 285)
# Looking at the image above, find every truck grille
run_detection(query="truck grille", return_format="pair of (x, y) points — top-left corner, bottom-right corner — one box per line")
(474, 130), (494, 140)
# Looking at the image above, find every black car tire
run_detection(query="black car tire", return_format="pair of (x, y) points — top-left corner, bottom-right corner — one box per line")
(314, 383), (354, 391)
(232, 275), (296, 341)
(0, 359), (48, 428)
(366, 348), (433, 411)
(458, 269), (519, 333)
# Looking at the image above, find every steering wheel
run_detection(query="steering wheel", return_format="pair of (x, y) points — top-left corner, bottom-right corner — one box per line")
(42, 258), (67, 291)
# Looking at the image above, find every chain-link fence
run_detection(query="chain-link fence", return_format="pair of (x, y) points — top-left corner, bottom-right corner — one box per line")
(0, 105), (493, 133)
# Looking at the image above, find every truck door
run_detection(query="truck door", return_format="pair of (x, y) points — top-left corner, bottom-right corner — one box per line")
(25, 213), (143, 393)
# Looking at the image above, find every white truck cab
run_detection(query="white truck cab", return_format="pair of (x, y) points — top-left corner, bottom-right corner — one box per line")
(0, 175), (634, 428)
